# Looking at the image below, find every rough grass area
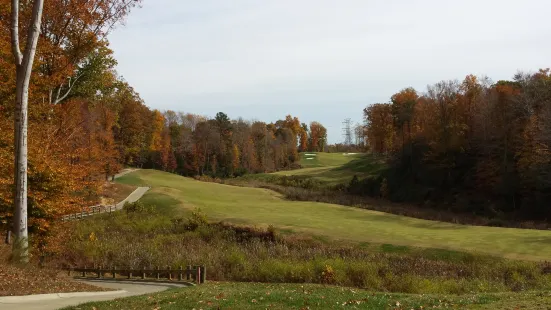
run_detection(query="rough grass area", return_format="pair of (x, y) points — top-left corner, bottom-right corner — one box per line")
(0, 244), (107, 296)
(116, 170), (551, 261)
(61, 282), (551, 310)
(51, 207), (551, 295)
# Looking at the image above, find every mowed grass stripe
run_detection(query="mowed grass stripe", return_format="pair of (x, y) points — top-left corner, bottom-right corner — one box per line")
(117, 169), (551, 261)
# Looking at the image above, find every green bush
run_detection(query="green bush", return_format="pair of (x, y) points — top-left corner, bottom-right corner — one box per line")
(122, 201), (155, 213)
(186, 208), (208, 230)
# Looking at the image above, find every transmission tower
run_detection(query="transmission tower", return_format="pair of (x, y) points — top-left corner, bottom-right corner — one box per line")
(342, 118), (353, 145)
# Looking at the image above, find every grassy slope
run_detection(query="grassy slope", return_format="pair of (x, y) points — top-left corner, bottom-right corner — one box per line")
(272, 152), (385, 186)
(117, 170), (551, 261)
(62, 282), (551, 310)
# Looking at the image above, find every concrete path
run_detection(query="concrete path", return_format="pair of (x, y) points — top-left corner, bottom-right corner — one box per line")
(114, 186), (150, 210)
(0, 280), (190, 310)
(62, 167), (150, 220)
(61, 186), (150, 220)
(113, 168), (150, 210)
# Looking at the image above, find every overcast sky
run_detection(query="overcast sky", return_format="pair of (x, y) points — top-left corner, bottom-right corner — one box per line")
(109, 0), (551, 143)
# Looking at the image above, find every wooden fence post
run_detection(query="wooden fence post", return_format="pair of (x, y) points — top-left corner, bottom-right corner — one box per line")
(178, 266), (183, 281)
(156, 266), (160, 280)
(128, 267), (132, 279)
(167, 266), (171, 280)
(112, 266), (116, 279)
(82, 266), (86, 277)
(142, 267), (146, 279)
(196, 266), (201, 285)
(186, 265), (192, 281)
(200, 265), (206, 284)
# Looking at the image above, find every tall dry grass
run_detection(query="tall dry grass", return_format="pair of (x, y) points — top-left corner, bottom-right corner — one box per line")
(48, 203), (551, 294)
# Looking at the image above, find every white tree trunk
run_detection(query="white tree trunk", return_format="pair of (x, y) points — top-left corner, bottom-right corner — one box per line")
(10, 0), (44, 263)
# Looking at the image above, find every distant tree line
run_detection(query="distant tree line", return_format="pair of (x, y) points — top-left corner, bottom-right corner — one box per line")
(123, 110), (328, 177)
(362, 71), (551, 220)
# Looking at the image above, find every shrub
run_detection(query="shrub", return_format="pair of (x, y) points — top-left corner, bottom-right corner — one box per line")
(123, 201), (154, 213)
(487, 218), (506, 227)
(233, 168), (248, 177)
(193, 175), (223, 183)
(185, 208), (208, 230)
(344, 262), (381, 289)
(320, 264), (336, 284)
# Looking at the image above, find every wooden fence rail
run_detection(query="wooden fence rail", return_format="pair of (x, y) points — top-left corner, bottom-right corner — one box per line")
(61, 205), (116, 221)
(66, 265), (206, 284)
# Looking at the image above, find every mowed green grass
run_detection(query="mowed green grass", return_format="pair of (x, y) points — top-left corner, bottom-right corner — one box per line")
(298, 152), (364, 168)
(273, 152), (385, 185)
(62, 282), (551, 310)
(117, 170), (551, 261)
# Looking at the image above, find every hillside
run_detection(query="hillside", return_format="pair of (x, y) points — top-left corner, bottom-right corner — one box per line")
(117, 169), (551, 261)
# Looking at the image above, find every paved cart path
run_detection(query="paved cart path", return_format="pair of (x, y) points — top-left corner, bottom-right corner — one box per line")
(0, 280), (190, 310)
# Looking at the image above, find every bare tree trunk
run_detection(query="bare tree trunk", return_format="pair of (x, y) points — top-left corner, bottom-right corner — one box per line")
(10, 0), (44, 263)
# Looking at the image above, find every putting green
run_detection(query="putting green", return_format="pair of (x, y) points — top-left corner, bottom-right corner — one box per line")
(118, 169), (551, 261)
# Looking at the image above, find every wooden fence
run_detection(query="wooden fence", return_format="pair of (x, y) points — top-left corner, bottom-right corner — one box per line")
(61, 205), (116, 221)
(67, 265), (206, 284)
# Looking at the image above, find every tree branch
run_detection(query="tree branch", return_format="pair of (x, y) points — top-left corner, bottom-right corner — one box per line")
(20, 0), (44, 82)
(10, 0), (23, 66)
(53, 73), (84, 105)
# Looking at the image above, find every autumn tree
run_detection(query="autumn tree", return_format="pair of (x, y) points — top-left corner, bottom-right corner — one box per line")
(39, 0), (141, 105)
(364, 104), (394, 154)
(231, 144), (240, 172)
(299, 123), (309, 152)
(309, 122), (327, 152)
(114, 84), (150, 166)
(390, 87), (418, 156)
